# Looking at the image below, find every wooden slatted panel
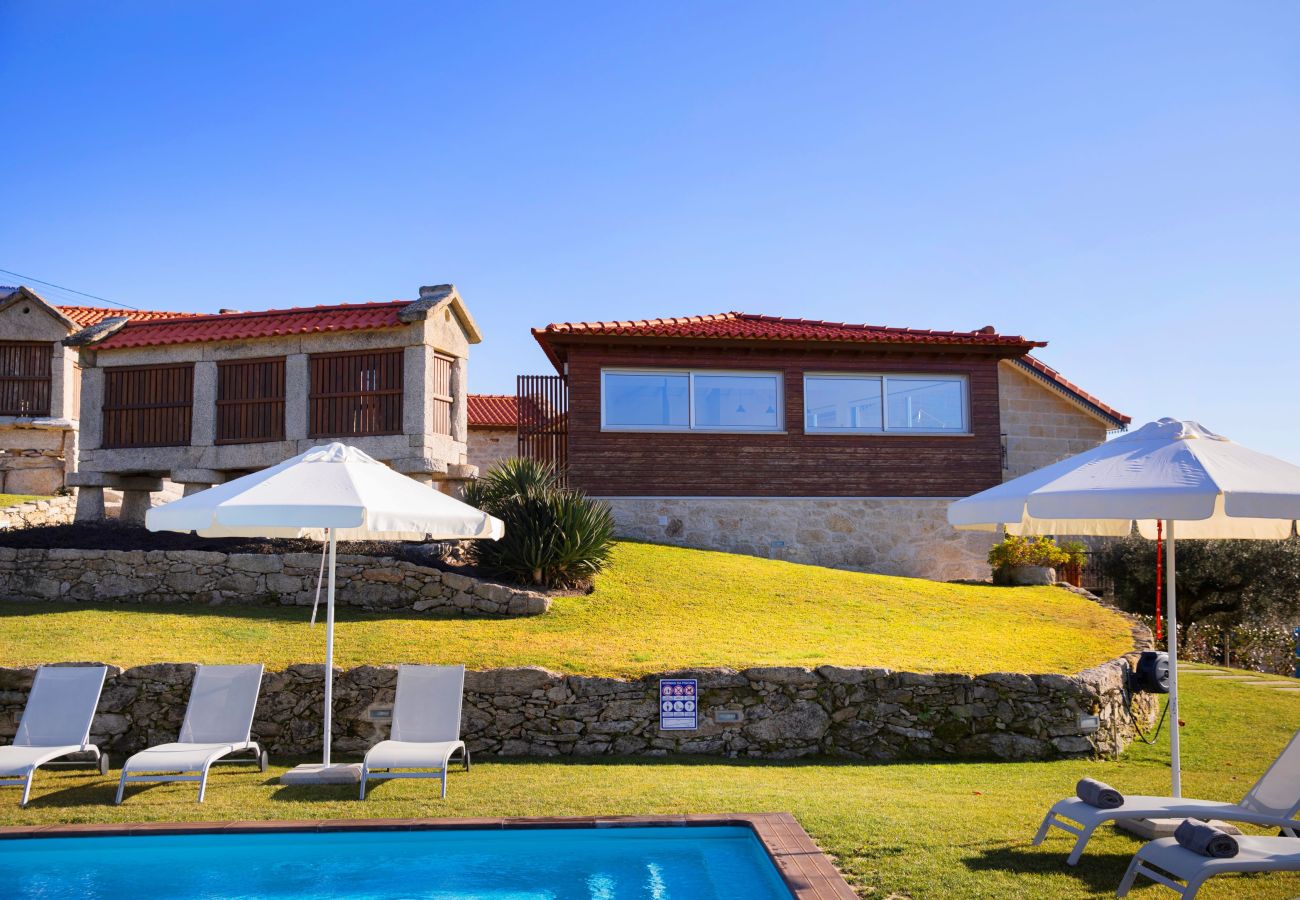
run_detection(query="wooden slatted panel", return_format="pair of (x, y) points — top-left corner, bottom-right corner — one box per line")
(431, 352), (453, 436)
(103, 363), (194, 448)
(0, 342), (52, 417)
(517, 374), (568, 478)
(308, 348), (403, 438)
(216, 357), (286, 445)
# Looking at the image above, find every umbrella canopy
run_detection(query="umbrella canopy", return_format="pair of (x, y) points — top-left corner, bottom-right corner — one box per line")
(949, 419), (1300, 538)
(948, 418), (1300, 797)
(146, 442), (503, 771)
(146, 442), (504, 541)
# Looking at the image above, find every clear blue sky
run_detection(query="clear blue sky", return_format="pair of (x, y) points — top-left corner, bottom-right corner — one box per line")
(3, 3), (1298, 459)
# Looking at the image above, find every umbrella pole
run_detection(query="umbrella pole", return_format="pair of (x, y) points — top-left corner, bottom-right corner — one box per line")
(323, 528), (336, 767)
(1167, 521), (1181, 797)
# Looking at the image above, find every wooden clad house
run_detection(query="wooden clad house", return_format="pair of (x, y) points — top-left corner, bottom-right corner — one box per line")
(530, 311), (1129, 580)
(65, 284), (481, 523)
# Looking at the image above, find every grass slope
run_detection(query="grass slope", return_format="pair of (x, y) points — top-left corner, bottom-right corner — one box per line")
(0, 494), (47, 507)
(0, 542), (1133, 675)
(2, 672), (1297, 898)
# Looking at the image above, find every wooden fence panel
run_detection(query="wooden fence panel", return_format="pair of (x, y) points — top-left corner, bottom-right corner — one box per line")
(0, 342), (51, 417)
(308, 349), (403, 438)
(103, 363), (194, 448)
(517, 374), (568, 477)
(216, 357), (286, 444)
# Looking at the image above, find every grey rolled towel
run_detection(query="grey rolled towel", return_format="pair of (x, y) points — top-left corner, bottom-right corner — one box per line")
(1174, 819), (1239, 858)
(1075, 777), (1124, 809)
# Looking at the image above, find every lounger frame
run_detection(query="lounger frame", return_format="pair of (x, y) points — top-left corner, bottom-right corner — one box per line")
(359, 664), (469, 800)
(0, 666), (108, 807)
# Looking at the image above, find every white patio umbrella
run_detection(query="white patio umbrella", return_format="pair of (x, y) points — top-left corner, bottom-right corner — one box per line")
(948, 418), (1300, 796)
(146, 442), (503, 774)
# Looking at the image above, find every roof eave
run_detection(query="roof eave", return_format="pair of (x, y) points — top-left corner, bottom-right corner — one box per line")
(0, 286), (79, 330)
(1007, 357), (1130, 431)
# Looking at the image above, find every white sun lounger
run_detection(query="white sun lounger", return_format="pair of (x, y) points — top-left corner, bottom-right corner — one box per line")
(360, 664), (469, 800)
(1033, 728), (1300, 864)
(115, 664), (266, 804)
(1117, 834), (1300, 898)
(0, 665), (108, 807)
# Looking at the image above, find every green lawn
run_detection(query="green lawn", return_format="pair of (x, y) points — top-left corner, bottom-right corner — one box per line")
(2, 671), (1297, 898)
(0, 542), (1134, 676)
(0, 493), (48, 507)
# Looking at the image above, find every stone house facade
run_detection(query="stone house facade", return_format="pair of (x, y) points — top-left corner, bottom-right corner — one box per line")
(66, 284), (482, 523)
(0, 286), (193, 496)
(530, 311), (1128, 581)
(466, 394), (519, 473)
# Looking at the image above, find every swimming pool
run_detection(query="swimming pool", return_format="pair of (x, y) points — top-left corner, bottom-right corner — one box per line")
(0, 824), (795, 899)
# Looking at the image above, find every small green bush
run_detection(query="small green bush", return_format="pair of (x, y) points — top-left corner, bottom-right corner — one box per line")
(988, 534), (1070, 577)
(464, 458), (616, 588)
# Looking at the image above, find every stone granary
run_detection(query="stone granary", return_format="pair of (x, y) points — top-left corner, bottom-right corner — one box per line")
(65, 284), (482, 523)
(0, 286), (194, 496)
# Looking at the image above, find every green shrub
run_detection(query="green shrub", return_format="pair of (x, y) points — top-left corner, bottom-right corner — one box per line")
(464, 458), (616, 588)
(988, 534), (1070, 579)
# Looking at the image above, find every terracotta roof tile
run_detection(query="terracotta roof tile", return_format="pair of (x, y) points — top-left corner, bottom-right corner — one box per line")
(537, 311), (1043, 347)
(1012, 354), (1130, 428)
(467, 394), (518, 428)
(92, 301), (410, 350)
(56, 306), (200, 328)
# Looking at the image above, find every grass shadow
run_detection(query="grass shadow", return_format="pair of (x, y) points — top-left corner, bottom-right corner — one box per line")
(962, 844), (1138, 893)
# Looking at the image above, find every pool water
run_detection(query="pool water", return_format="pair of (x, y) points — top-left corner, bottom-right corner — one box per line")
(0, 825), (793, 899)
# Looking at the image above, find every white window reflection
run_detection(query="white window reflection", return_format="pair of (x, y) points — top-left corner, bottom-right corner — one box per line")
(601, 369), (783, 432)
(602, 372), (689, 428)
(804, 373), (966, 434)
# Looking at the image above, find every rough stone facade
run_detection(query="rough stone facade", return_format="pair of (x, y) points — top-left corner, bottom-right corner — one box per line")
(0, 428), (77, 496)
(0, 547), (550, 616)
(0, 655), (1155, 761)
(467, 426), (517, 473)
(999, 361), (1111, 480)
(0, 494), (77, 530)
(603, 497), (996, 582)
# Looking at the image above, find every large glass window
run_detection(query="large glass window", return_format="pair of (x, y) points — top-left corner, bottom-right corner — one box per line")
(602, 372), (689, 429)
(804, 373), (967, 434)
(601, 369), (782, 431)
(692, 374), (781, 431)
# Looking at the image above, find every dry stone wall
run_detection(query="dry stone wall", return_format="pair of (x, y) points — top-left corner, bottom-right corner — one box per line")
(0, 494), (77, 530)
(0, 656), (1156, 762)
(0, 547), (549, 617)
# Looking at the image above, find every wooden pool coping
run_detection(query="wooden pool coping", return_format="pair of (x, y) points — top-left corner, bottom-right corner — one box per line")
(0, 812), (856, 899)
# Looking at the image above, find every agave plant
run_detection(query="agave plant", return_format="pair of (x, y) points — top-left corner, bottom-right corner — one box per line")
(465, 458), (615, 588)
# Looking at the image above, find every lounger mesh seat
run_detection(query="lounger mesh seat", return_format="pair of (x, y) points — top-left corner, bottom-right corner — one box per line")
(1033, 728), (1300, 864)
(116, 664), (266, 804)
(0, 666), (108, 807)
(1117, 835), (1300, 898)
(361, 664), (468, 800)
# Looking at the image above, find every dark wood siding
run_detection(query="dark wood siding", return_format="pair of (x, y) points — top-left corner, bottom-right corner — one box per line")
(562, 343), (1004, 497)
(103, 363), (194, 449)
(0, 342), (51, 416)
(216, 357), (286, 445)
(308, 348), (403, 438)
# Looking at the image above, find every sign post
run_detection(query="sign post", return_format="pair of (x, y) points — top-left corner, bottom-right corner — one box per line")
(659, 678), (698, 731)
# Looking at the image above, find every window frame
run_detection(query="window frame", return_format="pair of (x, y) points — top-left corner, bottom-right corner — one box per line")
(803, 371), (971, 436)
(600, 367), (785, 434)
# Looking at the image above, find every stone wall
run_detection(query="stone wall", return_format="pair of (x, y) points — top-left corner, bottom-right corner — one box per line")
(0, 425), (76, 495)
(0, 654), (1156, 762)
(999, 361), (1111, 480)
(0, 547), (549, 616)
(467, 426), (517, 473)
(603, 496), (995, 581)
(0, 494), (77, 530)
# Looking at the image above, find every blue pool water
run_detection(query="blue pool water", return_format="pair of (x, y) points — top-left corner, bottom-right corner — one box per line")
(0, 825), (793, 899)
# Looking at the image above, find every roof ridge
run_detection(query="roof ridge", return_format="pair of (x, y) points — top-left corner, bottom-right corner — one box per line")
(115, 299), (410, 326)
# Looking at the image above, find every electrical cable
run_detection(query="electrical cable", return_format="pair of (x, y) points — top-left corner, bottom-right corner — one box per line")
(0, 268), (138, 311)
(1128, 692), (1169, 745)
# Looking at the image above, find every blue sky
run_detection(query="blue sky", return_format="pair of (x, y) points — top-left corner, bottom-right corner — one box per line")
(3, 3), (1298, 459)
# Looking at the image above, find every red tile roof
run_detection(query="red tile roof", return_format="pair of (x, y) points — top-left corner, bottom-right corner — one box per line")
(537, 311), (1044, 348)
(92, 301), (410, 350)
(56, 306), (200, 328)
(1012, 354), (1130, 428)
(467, 394), (518, 428)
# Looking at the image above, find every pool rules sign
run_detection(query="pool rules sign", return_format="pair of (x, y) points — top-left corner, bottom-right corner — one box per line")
(659, 678), (698, 730)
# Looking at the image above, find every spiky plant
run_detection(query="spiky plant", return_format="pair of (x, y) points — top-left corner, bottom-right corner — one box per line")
(465, 458), (615, 588)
